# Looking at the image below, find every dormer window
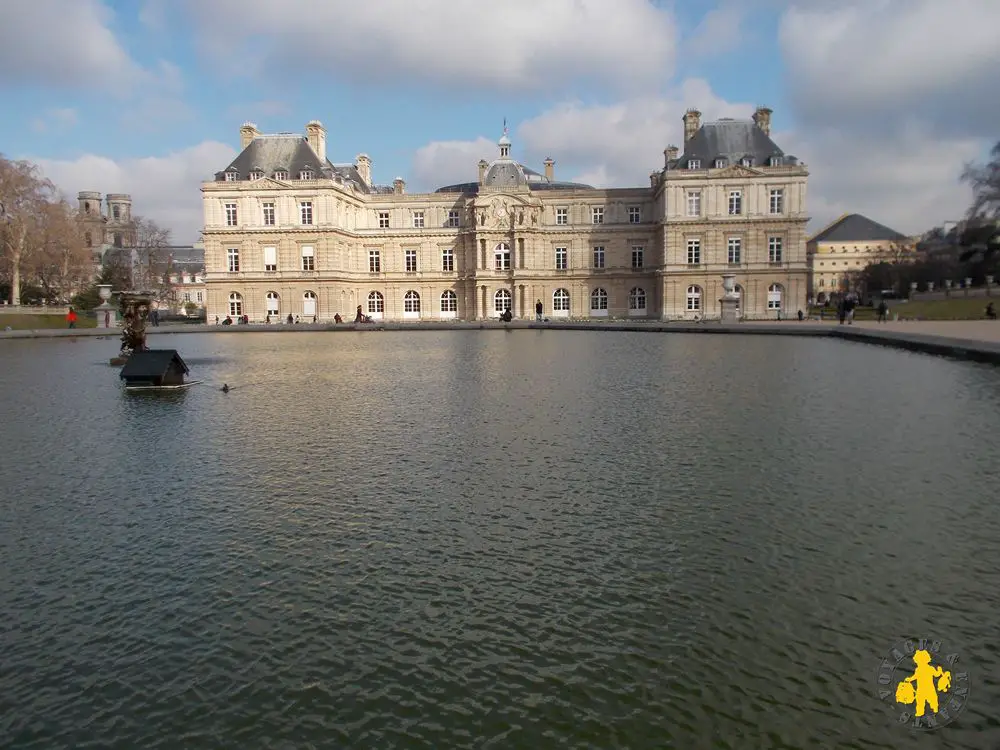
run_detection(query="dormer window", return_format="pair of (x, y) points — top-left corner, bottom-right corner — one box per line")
(225, 170), (238, 182)
(740, 157), (753, 167)
(249, 169), (264, 180)
(768, 156), (783, 167)
(714, 158), (726, 168)
(299, 169), (314, 180)
(687, 159), (701, 170)
(273, 170), (289, 181)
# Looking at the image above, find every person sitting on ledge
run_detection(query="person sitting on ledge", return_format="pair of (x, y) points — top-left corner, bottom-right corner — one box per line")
(334, 313), (343, 324)
(987, 302), (997, 320)
(286, 313), (293, 324)
(222, 316), (233, 325)
(500, 308), (513, 323)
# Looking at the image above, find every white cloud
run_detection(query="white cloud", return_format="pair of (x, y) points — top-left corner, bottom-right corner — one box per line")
(685, 4), (745, 57)
(0, 0), (139, 88)
(33, 142), (237, 245)
(31, 108), (78, 133)
(411, 138), (496, 191)
(185, 0), (678, 92)
(779, 0), (1000, 137)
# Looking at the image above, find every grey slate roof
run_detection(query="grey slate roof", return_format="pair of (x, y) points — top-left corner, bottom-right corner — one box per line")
(436, 160), (594, 194)
(215, 135), (370, 193)
(671, 118), (792, 169)
(119, 349), (189, 379)
(809, 213), (908, 244)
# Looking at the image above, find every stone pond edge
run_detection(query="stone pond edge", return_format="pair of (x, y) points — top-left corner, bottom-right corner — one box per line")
(3, 321), (1000, 365)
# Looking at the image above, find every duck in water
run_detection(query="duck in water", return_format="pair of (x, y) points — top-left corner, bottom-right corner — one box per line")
(221, 384), (230, 393)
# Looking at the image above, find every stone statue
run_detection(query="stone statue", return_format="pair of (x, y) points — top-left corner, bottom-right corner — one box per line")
(119, 293), (152, 357)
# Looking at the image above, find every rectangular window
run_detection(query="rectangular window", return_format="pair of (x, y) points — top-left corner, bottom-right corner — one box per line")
(686, 191), (701, 217)
(225, 172), (237, 182)
(301, 245), (315, 271)
(447, 210), (460, 228)
(555, 246), (567, 270)
(769, 189), (784, 215)
(495, 245), (511, 270)
(592, 207), (604, 225)
(686, 239), (701, 265)
(299, 170), (313, 180)
(274, 171), (288, 181)
(556, 208), (568, 225)
(631, 246), (644, 269)
(369, 250), (381, 273)
(688, 160), (701, 170)
(769, 236), (783, 263)
(300, 201), (313, 225)
(405, 248), (418, 272)
(225, 203), (238, 226)
(628, 206), (641, 224)
(412, 211), (424, 228)
(727, 237), (741, 264)
(728, 191), (742, 215)
(263, 245), (277, 272)
(183, 292), (191, 302)
(378, 211), (389, 228)
(196, 291), (203, 303)
(262, 202), (275, 226)
(442, 248), (454, 272)
(227, 248), (239, 272)
(593, 246), (605, 269)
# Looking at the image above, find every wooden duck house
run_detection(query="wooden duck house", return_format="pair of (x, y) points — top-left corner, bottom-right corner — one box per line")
(119, 349), (192, 390)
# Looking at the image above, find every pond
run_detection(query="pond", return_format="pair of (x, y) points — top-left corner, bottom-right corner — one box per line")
(2, 330), (999, 749)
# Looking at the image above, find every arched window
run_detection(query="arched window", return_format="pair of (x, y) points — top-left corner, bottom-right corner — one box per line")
(686, 285), (702, 311)
(303, 291), (317, 317)
(403, 290), (421, 318)
(266, 291), (280, 318)
(367, 291), (384, 315)
(768, 283), (783, 310)
(440, 290), (457, 317)
(628, 287), (646, 316)
(590, 288), (608, 317)
(494, 289), (511, 314)
(494, 242), (511, 270)
(552, 288), (570, 317)
(228, 292), (243, 317)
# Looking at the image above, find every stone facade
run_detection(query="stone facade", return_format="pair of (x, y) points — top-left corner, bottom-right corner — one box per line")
(202, 109), (810, 322)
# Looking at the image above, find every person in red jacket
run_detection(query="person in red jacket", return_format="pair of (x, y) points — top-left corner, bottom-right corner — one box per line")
(66, 307), (78, 329)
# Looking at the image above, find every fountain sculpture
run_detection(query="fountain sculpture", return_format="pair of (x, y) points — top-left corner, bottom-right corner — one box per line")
(110, 292), (152, 365)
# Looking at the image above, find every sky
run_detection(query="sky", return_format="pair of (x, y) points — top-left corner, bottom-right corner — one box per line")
(1, 0), (998, 245)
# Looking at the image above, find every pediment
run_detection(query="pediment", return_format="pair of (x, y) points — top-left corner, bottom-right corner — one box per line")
(250, 177), (292, 190)
(714, 164), (763, 179)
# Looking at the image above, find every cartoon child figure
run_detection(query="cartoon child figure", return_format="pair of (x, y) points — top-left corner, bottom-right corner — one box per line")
(900, 649), (950, 717)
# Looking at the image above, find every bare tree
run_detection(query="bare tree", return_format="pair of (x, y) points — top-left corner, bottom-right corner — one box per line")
(129, 216), (172, 296)
(0, 155), (59, 305)
(30, 200), (92, 302)
(958, 142), (1000, 263)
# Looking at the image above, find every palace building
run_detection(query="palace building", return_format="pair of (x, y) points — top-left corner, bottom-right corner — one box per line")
(201, 108), (809, 322)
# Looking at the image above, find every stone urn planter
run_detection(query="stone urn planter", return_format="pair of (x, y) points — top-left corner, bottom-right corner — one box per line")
(927, 282), (935, 292)
(722, 274), (737, 298)
(98, 285), (112, 303)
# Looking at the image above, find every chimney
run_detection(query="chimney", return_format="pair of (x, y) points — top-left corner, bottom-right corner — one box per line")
(683, 109), (701, 142)
(478, 159), (488, 184)
(306, 120), (327, 162)
(544, 157), (555, 181)
(240, 122), (260, 150)
(355, 153), (372, 187)
(649, 172), (660, 188)
(664, 145), (679, 167)
(393, 177), (405, 195)
(753, 106), (772, 136)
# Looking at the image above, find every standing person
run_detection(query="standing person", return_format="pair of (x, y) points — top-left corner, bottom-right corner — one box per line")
(66, 307), (78, 329)
(535, 299), (543, 322)
(846, 296), (856, 325)
(877, 300), (888, 323)
(837, 299), (846, 325)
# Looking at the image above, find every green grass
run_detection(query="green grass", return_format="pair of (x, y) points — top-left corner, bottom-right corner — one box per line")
(886, 297), (997, 320)
(0, 314), (97, 330)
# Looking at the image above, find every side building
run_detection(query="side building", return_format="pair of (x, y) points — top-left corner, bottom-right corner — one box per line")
(201, 110), (809, 322)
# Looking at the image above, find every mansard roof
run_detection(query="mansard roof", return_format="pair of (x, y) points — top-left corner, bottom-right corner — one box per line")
(214, 135), (370, 193)
(671, 118), (793, 168)
(809, 213), (908, 244)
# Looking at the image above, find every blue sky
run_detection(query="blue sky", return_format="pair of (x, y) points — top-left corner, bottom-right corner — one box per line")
(1, 0), (996, 243)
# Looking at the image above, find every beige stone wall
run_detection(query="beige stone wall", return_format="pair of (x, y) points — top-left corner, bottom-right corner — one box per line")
(808, 238), (918, 299)
(203, 164), (810, 321)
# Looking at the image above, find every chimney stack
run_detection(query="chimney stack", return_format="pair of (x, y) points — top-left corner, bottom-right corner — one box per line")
(753, 106), (772, 136)
(544, 157), (555, 181)
(306, 120), (327, 162)
(478, 159), (488, 184)
(683, 109), (701, 142)
(240, 122), (260, 151)
(664, 145), (679, 167)
(355, 154), (372, 187)
(393, 177), (405, 195)
(649, 172), (660, 188)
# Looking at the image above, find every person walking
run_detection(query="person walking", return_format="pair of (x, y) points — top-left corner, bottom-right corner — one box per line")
(66, 307), (78, 329)
(535, 299), (543, 322)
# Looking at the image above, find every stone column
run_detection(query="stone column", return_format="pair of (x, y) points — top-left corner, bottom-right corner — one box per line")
(480, 285), (487, 320)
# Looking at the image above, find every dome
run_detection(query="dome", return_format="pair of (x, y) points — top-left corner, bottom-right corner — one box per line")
(483, 160), (527, 187)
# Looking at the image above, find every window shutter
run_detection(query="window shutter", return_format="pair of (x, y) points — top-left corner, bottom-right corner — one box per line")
(263, 246), (277, 266)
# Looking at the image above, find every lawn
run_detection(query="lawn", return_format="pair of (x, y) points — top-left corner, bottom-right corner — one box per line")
(886, 297), (997, 320)
(0, 314), (97, 330)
